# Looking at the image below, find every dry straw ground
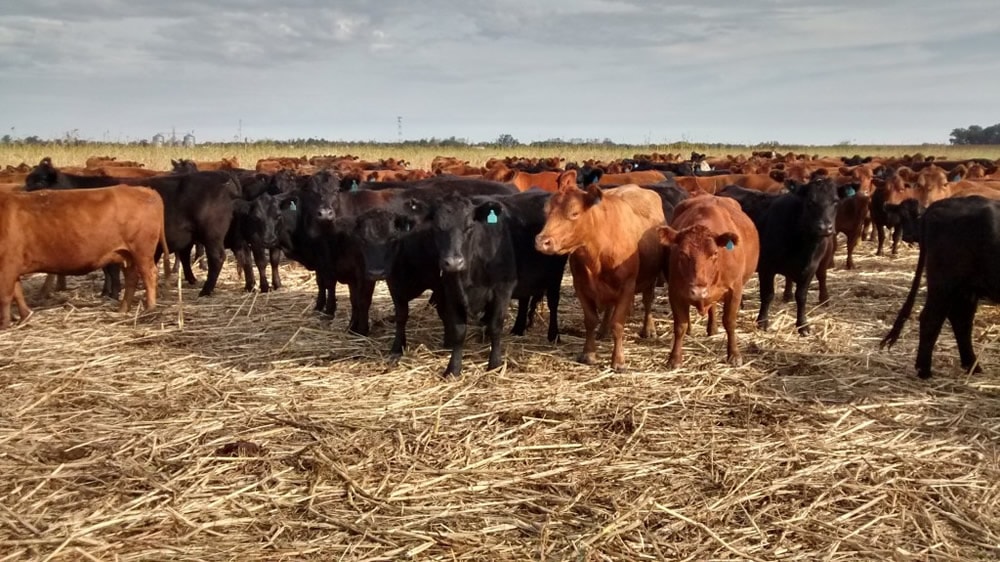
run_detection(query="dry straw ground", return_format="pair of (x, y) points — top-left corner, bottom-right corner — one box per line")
(2, 236), (1000, 561)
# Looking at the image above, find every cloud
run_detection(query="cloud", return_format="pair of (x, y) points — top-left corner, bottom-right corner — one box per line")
(0, 0), (998, 144)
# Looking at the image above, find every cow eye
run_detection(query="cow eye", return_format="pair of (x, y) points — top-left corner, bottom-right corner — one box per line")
(569, 211), (581, 220)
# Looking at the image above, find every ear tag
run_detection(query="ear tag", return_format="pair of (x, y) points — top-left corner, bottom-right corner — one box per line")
(949, 175), (960, 182)
(486, 209), (499, 224)
(846, 187), (856, 197)
(725, 240), (734, 251)
(402, 222), (410, 232)
(350, 180), (358, 192)
(289, 201), (297, 211)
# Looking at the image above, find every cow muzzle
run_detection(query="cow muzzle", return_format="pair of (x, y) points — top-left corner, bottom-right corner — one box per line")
(535, 234), (556, 254)
(441, 256), (467, 272)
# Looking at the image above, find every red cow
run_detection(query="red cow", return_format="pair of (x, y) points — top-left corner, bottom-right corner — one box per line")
(0, 186), (168, 328)
(658, 196), (759, 368)
(535, 177), (665, 371)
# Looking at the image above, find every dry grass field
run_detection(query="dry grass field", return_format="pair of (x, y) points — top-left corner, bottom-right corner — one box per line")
(2, 237), (1000, 560)
(2, 144), (1000, 560)
(2, 142), (1000, 171)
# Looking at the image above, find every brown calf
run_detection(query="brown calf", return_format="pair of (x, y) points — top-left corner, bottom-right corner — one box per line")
(658, 196), (759, 368)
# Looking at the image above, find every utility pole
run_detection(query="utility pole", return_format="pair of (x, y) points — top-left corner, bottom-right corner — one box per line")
(238, 119), (243, 143)
(397, 116), (402, 143)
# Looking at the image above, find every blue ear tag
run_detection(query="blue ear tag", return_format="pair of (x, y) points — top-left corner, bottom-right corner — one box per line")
(350, 180), (358, 192)
(846, 187), (856, 197)
(289, 201), (297, 211)
(486, 209), (499, 224)
(950, 175), (960, 182)
(725, 240), (734, 251)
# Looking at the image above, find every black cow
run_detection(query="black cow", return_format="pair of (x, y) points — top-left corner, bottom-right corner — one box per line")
(881, 196), (1000, 378)
(26, 157), (240, 296)
(431, 193), (518, 376)
(720, 178), (840, 334)
(342, 180), (519, 358)
(489, 190), (568, 342)
(229, 193), (283, 292)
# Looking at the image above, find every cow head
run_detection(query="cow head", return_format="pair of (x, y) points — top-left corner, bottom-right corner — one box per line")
(298, 170), (341, 238)
(535, 175), (602, 255)
(349, 207), (418, 280)
(894, 198), (922, 244)
(24, 157), (64, 191)
(914, 167), (949, 208)
(247, 194), (282, 248)
(171, 159), (198, 174)
(658, 223), (739, 307)
(431, 194), (506, 273)
(786, 177), (839, 237)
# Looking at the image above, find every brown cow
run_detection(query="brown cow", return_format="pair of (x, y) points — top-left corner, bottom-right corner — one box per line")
(487, 166), (574, 192)
(0, 186), (169, 328)
(535, 178), (665, 371)
(658, 196), (759, 367)
(595, 171), (667, 186)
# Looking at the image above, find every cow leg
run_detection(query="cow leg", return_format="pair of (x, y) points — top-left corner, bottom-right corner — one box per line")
(706, 303), (718, 336)
(816, 262), (830, 306)
(234, 247), (253, 292)
(56, 275), (68, 292)
(101, 265), (121, 300)
(198, 243), (226, 297)
(637, 284), (656, 339)
(875, 225), (887, 256)
(347, 279), (375, 336)
(178, 246), (198, 285)
(546, 282), (561, 343)
(890, 227), (902, 256)
(38, 274), (56, 300)
(14, 281), (31, 324)
(486, 293), (511, 371)
(389, 298), (409, 364)
(597, 307), (613, 340)
(577, 294), (600, 365)
(313, 273), (328, 312)
(525, 294), (540, 331)
(724, 290), (743, 366)
(781, 276), (793, 303)
(119, 266), (139, 313)
(609, 287), (636, 372)
(915, 291), (949, 379)
(947, 291), (982, 375)
(269, 248), (282, 291)
(442, 301), (467, 378)
(252, 244), (269, 293)
(756, 273), (776, 331)
(0, 289), (11, 330)
(139, 261), (158, 311)
(511, 296), (530, 336)
(667, 296), (690, 369)
(194, 243), (208, 271)
(845, 228), (861, 270)
(793, 279), (811, 336)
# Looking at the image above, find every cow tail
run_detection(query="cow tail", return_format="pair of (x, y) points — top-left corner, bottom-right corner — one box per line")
(159, 223), (171, 275)
(880, 228), (926, 349)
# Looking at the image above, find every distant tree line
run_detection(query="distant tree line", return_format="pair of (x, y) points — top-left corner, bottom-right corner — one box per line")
(950, 123), (1000, 145)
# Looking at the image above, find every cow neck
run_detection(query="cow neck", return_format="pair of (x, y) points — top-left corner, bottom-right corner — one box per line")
(570, 200), (632, 272)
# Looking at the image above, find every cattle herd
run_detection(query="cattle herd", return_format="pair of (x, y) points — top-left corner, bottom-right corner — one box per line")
(1, 150), (1000, 380)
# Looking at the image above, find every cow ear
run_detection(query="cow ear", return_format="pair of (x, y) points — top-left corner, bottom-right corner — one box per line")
(557, 170), (578, 191)
(500, 169), (517, 183)
(784, 179), (803, 194)
(583, 168), (602, 186)
(584, 184), (602, 207)
(474, 201), (504, 224)
(769, 170), (787, 182)
(838, 166), (851, 177)
(715, 232), (739, 250)
(658, 225), (678, 246)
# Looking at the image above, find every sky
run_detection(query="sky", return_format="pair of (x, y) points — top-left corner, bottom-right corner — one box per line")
(1, 0), (998, 146)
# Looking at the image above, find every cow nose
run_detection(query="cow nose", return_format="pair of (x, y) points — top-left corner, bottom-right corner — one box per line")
(689, 286), (710, 301)
(535, 235), (553, 253)
(442, 256), (466, 272)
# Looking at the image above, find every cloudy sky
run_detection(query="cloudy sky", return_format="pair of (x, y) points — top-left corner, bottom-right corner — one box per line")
(1, 0), (998, 145)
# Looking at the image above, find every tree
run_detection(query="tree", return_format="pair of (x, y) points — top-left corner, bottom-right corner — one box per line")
(950, 123), (1000, 145)
(494, 133), (520, 148)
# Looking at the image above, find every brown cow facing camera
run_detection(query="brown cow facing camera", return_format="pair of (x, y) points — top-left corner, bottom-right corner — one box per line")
(0, 186), (169, 328)
(535, 175), (665, 371)
(659, 196), (760, 368)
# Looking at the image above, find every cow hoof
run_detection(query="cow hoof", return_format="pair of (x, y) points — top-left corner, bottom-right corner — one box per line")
(612, 363), (628, 373)
(727, 354), (743, 367)
(963, 363), (984, 375)
(916, 367), (933, 380)
(387, 354), (402, 367)
(667, 357), (682, 370)
(797, 325), (811, 336)
(755, 319), (770, 331)
(576, 352), (597, 365)
(260, 285), (270, 294)
(441, 369), (460, 378)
